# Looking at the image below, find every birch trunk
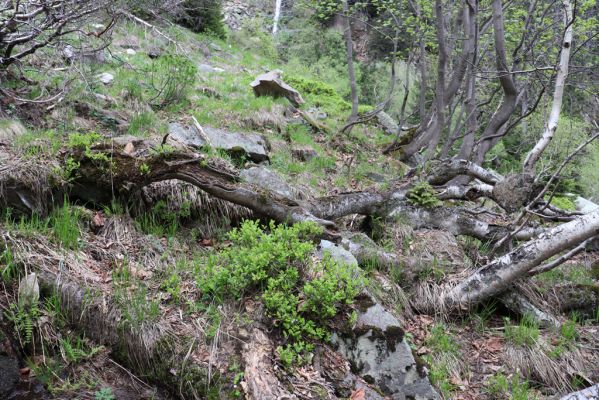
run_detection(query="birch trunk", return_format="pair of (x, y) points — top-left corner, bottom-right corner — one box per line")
(523, 0), (574, 172)
(444, 209), (599, 307)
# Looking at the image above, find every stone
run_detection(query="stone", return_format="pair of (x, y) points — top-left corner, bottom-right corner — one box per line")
(147, 46), (162, 59)
(0, 355), (19, 398)
(63, 45), (106, 64)
(168, 122), (206, 149)
(97, 72), (114, 85)
(202, 126), (269, 163)
(332, 294), (440, 399)
(240, 166), (305, 201)
(198, 63), (225, 73)
(575, 196), (599, 214)
(126, 48), (136, 55)
(209, 42), (222, 51)
(306, 107), (328, 120)
(18, 273), (39, 308)
(291, 145), (318, 161)
(376, 111), (400, 135)
(251, 70), (305, 107)
(317, 240), (359, 268)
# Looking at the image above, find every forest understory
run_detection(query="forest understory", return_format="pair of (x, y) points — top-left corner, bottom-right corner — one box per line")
(0, 0), (598, 399)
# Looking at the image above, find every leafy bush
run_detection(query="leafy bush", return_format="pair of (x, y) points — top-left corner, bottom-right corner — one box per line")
(148, 55), (197, 108)
(197, 220), (365, 367)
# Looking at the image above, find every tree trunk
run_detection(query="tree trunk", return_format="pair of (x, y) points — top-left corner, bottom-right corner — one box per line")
(343, 0), (359, 123)
(473, 0), (519, 165)
(522, 0), (574, 172)
(444, 209), (599, 308)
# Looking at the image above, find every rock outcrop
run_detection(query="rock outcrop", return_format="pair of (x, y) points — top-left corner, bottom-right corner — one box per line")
(251, 70), (305, 107)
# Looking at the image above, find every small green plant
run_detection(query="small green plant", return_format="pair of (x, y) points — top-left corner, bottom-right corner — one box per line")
(160, 270), (182, 303)
(1, 246), (18, 282)
(7, 301), (40, 346)
(59, 335), (103, 364)
(95, 387), (115, 400)
(150, 144), (176, 158)
(504, 314), (539, 346)
(139, 163), (151, 175)
(112, 262), (161, 329)
(50, 199), (81, 249)
(407, 182), (441, 208)
(486, 373), (537, 400)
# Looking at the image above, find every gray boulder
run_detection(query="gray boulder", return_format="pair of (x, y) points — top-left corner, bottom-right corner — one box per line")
(251, 70), (305, 107)
(0, 355), (19, 398)
(167, 123), (269, 163)
(240, 166), (305, 201)
(198, 63), (225, 73)
(376, 111), (400, 135)
(317, 240), (359, 268)
(203, 126), (269, 163)
(168, 122), (206, 149)
(291, 145), (318, 161)
(332, 294), (440, 399)
(97, 72), (114, 85)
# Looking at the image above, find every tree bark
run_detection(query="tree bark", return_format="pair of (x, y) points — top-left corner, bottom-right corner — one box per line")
(444, 209), (599, 308)
(472, 0), (519, 165)
(343, 0), (359, 124)
(522, 0), (574, 172)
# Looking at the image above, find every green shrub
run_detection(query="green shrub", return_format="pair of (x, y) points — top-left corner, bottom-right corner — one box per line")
(197, 220), (365, 367)
(177, 0), (226, 39)
(407, 182), (441, 208)
(148, 55), (197, 108)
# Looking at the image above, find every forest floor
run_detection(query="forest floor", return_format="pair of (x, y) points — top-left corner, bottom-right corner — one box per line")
(1, 17), (598, 400)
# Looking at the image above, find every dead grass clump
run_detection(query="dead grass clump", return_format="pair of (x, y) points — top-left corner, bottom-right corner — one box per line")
(503, 339), (585, 393)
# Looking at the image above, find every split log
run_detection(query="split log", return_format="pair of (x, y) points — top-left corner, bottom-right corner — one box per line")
(242, 328), (296, 400)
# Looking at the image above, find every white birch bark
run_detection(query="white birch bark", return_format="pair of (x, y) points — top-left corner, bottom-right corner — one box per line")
(445, 209), (599, 307)
(523, 0), (574, 171)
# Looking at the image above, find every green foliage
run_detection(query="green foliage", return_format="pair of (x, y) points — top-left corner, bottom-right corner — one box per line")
(197, 220), (364, 367)
(486, 373), (537, 400)
(549, 196), (576, 211)
(67, 132), (102, 150)
(112, 262), (161, 329)
(135, 199), (190, 237)
(407, 182), (441, 208)
(148, 55), (197, 108)
(177, 0), (226, 39)
(1, 246), (18, 282)
(160, 269), (182, 303)
(504, 314), (539, 346)
(139, 163), (151, 175)
(426, 324), (459, 355)
(7, 300), (40, 346)
(95, 387), (116, 400)
(128, 111), (158, 137)
(50, 199), (81, 249)
(59, 335), (103, 364)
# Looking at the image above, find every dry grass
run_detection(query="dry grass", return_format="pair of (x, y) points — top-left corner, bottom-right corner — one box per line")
(503, 339), (585, 392)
